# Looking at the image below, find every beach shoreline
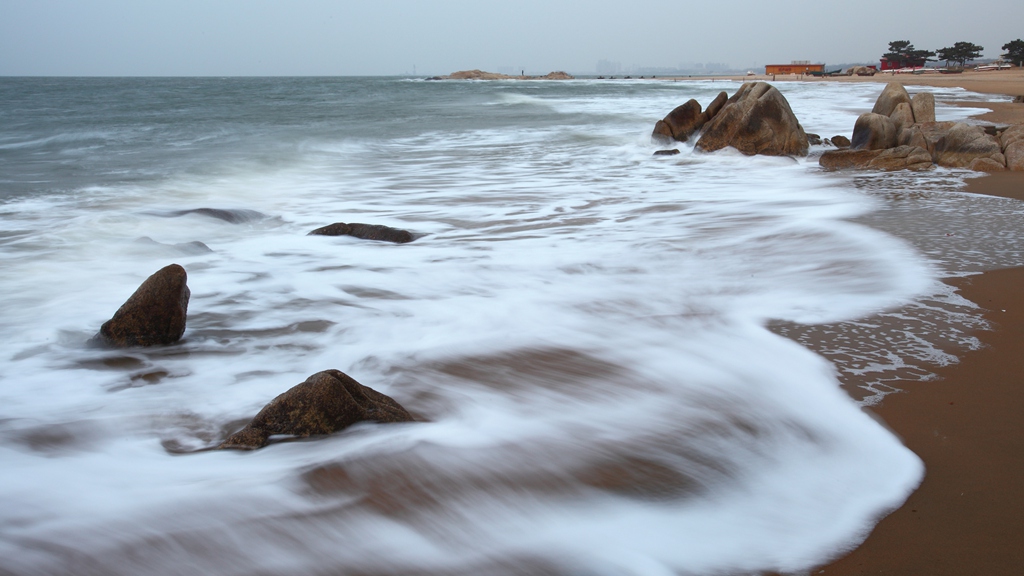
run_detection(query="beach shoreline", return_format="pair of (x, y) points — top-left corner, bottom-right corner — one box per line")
(779, 72), (1024, 572)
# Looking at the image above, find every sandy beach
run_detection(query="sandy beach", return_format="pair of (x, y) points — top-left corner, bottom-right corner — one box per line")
(785, 71), (1024, 573)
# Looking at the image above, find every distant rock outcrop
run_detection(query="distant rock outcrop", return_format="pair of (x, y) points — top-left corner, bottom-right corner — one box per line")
(694, 82), (809, 156)
(95, 264), (190, 347)
(309, 223), (414, 244)
(443, 70), (574, 80)
(219, 370), (414, 450)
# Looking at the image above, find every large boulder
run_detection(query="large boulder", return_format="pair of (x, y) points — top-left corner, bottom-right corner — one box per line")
(933, 123), (1006, 168)
(220, 370), (414, 450)
(695, 82), (808, 156)
(871, 82), (912, 117)
(911, 92), (935, 123)
(95, 264), (190, 347)
(819, 146), (933, 171)
(309, 222), (414, 244)
(653, 99), (705, 143)
(851, 113), (898, 150)
(889, 102), (915, 132)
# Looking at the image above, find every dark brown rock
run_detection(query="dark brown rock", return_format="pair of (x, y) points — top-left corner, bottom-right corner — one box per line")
(655, 99), (705, 142)
(933, 123), (1005, 168)
(703, 91), (728, 123)
(695, 82), (808, 156)
(806, 133), (822, 146)
(652, 120), (674, 143)
(309, 222), (414, 244)
(831, 135), (851, 148)
(220, 370), (414, 450)
(653, 149), (680, 156)
(96, 264), (190, 347)
(871, 82), (912, 117)
(851, 113), (898, 150)
(911, 92), (936, 123)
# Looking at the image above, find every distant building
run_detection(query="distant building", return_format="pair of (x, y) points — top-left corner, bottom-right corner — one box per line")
(764, 61), (825, 75)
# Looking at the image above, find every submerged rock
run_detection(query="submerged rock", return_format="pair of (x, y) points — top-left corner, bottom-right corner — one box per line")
(694, 82), (808, 157)
(95, 264), (190, 347)
(309, 222), (414, 244)
(219, 370), (414, 450)
(653, 99), (705, 143)
(165, 208), (267, 224)
(653, 149), (681, 156)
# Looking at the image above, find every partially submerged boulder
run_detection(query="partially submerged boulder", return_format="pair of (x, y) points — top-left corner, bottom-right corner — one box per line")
(695, 82), (809, 156)
(95, 264), (190, 347)
(219, 370), (414, 450)
(309, 223), (414, 244)
(653, 99), (705, 143)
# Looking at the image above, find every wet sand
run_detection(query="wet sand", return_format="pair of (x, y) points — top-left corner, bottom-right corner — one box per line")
(813, 171), (1024, 574)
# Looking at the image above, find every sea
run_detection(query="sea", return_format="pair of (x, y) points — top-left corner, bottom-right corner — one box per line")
(1, 76), (1022, 576)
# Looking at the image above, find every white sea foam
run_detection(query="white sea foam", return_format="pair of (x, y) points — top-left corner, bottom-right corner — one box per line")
(0, 77), (1019, 575)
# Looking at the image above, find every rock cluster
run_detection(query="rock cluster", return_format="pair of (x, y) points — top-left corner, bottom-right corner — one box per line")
(652, 82), (809, 157)
(94, 264), (190, 347)
(219, 370), (414, 450)
(821, 83), (1020, 172)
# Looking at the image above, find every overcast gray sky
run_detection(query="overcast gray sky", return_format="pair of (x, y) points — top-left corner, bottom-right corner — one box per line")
(2, 0), (1021, 75)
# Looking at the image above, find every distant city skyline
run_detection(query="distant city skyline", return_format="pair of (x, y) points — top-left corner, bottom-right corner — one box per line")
(2, 0), (1021, 76)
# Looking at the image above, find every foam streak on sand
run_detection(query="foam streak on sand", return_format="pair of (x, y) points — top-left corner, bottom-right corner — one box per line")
(0, 77), (1022, 575)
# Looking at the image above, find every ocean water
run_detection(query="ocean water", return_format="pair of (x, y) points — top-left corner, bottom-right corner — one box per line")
(0, 77), (1021, 575)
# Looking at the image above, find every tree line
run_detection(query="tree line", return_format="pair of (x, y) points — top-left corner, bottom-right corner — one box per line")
(882, 39), (1024, 68)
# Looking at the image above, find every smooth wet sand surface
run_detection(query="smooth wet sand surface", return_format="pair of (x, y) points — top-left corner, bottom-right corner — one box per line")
(816, 171), (1024, 574)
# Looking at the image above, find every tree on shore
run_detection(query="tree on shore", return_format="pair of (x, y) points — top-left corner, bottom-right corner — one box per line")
(1004, 39), (1024, 67)
(883, 40), (935, 68)
(936, 42), (984, 68)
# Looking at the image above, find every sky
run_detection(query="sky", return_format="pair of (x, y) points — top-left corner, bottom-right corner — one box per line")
(2, 0), (1022, 76)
